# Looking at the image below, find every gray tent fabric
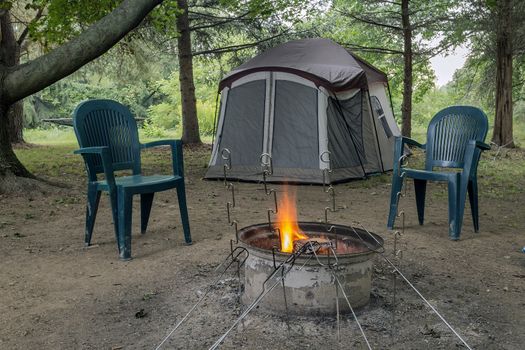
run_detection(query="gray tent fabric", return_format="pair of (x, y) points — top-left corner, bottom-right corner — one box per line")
(327, 92), (365, 171)
(219, 38), (387, 92)
(205, 38), (400, 184)
(216, 80), (266, 165)
(272, 80), (319, 169)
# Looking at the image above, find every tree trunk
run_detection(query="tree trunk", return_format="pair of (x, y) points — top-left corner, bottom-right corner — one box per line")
(8, 102), (24, 144)
(0, 12), (31, 175)
(1, 12), (25, 144)
(0, 0), (162, 181)
(400, 0), (412, 138)
(492, 0), (515, 148)
(176, 0), (201, 144)
(0, 104), (33, 177)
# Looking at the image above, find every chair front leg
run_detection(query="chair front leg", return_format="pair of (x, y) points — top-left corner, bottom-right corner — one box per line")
(118, 189), (134, 260)
(414, 179), (427, 225)
(468, 179), (479, 232)
(176, 181), (192, 245)
(107, 189), (120, 248)
(85, 184), (101, 246)
(447, 174), (461, 240)
(140, 193), (155, 234)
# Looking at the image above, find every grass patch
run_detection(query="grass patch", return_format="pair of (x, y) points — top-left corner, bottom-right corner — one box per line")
(16, 127), (525, 201)
(24, 127), (212, 147)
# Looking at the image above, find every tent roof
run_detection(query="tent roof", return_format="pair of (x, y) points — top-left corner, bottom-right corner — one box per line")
(219, 38), (388, 92)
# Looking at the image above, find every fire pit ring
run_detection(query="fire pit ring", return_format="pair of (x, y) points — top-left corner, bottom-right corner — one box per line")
(238, 222), (383, 316)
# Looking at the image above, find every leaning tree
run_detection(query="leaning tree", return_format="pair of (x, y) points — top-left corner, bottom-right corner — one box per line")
(0, 0), (163, 183)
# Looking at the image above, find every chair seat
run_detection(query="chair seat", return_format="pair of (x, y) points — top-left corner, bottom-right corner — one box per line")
(402, 168), (459, 182)
(96, 174), (183, 193)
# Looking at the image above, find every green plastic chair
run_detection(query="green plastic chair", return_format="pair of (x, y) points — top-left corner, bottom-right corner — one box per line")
(387, 106), (490, 239)
(73, 99), (191, 260)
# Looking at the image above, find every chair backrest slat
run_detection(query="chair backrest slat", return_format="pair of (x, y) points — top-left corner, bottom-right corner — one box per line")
(73, 100), (141, 180)
(425, 106), (488, 170)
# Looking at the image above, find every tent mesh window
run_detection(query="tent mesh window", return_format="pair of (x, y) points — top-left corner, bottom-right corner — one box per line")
(327, 91), (366, 169)
(271, 80), (319, 169)
(217, 80), (266, 166)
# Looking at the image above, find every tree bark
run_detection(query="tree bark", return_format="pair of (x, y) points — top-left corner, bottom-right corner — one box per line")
(2, 0), (163, 105)
(0, 104), (32, 177)
(176, 0), (201, 144)
(0, 12), (25, 144)
(492, 0), (515, 148)
(400, 0), (412, 138)
(8, 102), (24, 144)
(0, 0), (163, 178)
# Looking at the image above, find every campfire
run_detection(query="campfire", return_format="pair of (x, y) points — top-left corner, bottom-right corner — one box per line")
(238, 186), (383, 315)
(275, 187), (307, 253)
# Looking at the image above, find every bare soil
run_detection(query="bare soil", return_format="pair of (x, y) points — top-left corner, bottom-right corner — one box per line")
(0, 145), (524, 349)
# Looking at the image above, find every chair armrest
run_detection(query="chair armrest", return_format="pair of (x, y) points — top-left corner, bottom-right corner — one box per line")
(73, 146), (116, 187)
(74, 146), (110, 155)
(392, 136), (425, 175)
(475, 140), (491, 151)
(141, 140), (178, 150)
(400, 136), (425, 149)
(141, 140), (184, 177)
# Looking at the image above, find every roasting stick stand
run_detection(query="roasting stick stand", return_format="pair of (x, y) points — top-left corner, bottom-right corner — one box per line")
(342, 153), (474, 350)
(155, 149), (474, 350)
(155, 149), (249, 350)
(319, 151), (373, 348)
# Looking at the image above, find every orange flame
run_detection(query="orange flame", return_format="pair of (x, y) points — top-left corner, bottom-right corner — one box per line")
(276, 186), (307, 253)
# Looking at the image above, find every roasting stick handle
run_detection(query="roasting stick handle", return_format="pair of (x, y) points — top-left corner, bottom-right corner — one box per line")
(353, 226), (473, 349)
(333, 275), (372, 350)
(209, 248), (315, 350)
(208, 274), (283, 350)
(382, 254), (473, 350)
(155, 248), (247, 350)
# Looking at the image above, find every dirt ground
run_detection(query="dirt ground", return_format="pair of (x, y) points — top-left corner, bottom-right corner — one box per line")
(0, 145), (524, 350)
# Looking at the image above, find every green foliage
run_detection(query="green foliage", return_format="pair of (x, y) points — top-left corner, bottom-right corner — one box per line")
(28, 73), (154, 122)
(142, 120), (168, 138)
(313, 0), (461, 119)
(26, 0), (120, 47)
(0, 1), (13, 10)
(146, 59), (222, 136)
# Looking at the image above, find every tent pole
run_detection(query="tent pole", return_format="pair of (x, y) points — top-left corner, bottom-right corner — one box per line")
(386, 82), (397, 122)
(333, 92), (368, 178)
(365, 89), (385, 173)
(211, 91), (220, 155)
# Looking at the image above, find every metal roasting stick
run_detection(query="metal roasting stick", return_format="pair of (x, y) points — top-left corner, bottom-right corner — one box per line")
(208, 243), (318, 350)
(333, 273), (373, 350)
(320, 151), (338, 240)
(281, 267), (291, 331)
(260, 153), (281, 251)
(350, 223), (473, 350)
(335, 276), (341, 343)
(391, 230), (400, 345)
(390, 160), (409, 345)
(219, 150), (247, 316)
(154, 247), (249, 350)
(310, 245), (372, 349)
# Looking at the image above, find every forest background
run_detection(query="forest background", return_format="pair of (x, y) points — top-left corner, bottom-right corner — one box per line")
(5, 0), (525, 149)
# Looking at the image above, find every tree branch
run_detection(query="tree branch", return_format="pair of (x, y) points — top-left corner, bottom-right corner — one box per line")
(344, 12), (403, 31)
(189, 12), (250, 31)
(192, 31), (290, 56)
(17, 7), (44, 46)
(341, 43), (404, 55)
(3, 0), (163, 104)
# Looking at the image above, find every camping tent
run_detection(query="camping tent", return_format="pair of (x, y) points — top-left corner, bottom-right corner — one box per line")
(205, 38), (401, 184)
